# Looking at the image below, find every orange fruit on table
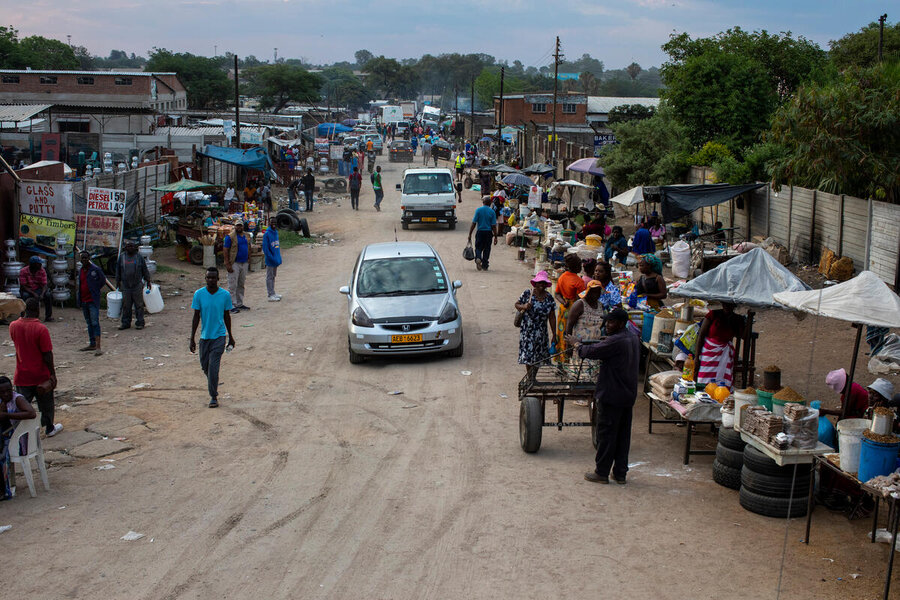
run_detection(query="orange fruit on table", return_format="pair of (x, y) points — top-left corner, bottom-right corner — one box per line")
(705, 382), (718, 396)
(713, 386), (731, 403)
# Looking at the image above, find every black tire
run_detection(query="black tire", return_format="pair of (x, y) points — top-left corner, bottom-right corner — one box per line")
(520, 396), (543, 453)
(739, 486), (808, 518)
(718, 427), (746, 451)
(743, 444), (811, 478)
(297, 218), (310, 238)
(274, 213), (297, 231)
(463, 175), (473, 189)
(448, 221), (456, 230)
(712, 459), (742, 490)
(333, 179), (346, 192)
(188, 245), (204, 265)
(715, 444), (744, 469)
(348, 339), (364, 364)
(446, 335), (464, 358)
(741, 465), (810, 498)
(401, 221), (409, 230)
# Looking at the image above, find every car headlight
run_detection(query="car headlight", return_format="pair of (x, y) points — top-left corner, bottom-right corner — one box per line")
(445, 211), (452, 216)
(352, 307), (374, 327)
(437, 303), (458, 324)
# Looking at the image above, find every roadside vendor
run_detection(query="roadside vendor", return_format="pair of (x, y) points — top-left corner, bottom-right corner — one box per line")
(604, 226), (628, 266)
(823, 370), (895, 419)
(633, 254), (667, 309)
(692, 301), (745, 388)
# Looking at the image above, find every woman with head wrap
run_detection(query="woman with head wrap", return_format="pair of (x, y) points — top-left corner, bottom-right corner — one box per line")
(554, 253), (587, 361)
(634, 254), (667, 309)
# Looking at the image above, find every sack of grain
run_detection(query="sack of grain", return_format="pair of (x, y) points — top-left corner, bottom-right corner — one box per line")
(828, 257), (854, 282)
(649, 370), (682, 388)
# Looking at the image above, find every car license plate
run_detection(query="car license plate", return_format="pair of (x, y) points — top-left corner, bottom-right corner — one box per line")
(391, 334), (422, 343)
(422, 217), (437, 222)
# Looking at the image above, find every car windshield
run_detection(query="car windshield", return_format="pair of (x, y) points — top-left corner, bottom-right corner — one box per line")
(402, 173), (453, 195)
(356, 257), (448, 297)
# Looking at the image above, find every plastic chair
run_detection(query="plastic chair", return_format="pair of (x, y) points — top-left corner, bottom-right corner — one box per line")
(8, 416), (50, 497)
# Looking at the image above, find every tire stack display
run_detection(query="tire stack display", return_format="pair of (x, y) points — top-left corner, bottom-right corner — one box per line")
(739, 444), (810, 518)
(274, 209), (310, 238)
(713, 427), (745, 490)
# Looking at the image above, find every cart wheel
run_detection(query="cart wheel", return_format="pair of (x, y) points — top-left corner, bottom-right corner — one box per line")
(463, 175), (473, 189)
(188, 245), (204, 265)
(519, 396), (542, 453)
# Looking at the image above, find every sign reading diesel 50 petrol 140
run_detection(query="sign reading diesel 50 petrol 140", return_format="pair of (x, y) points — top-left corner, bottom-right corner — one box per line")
(87, 187), (127, 213)
(18, 181), (74, 220)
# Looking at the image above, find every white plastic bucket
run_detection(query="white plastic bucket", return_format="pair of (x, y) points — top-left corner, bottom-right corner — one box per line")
(733, 391), (758, 430)
(143, 284), (164, 314)
(106, 291), (122, 319)
(837, 418), (872, 474)
(671, 240), (691, 278)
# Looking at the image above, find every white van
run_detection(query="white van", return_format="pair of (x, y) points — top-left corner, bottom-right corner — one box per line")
(396, 167), (457, 230)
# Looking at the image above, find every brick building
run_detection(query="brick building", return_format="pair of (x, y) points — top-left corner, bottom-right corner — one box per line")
(492, 92), (587, 127)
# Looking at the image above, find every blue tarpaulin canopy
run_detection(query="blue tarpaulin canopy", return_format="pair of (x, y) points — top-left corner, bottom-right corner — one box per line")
(317, 122), (353, 136)
(198, 145), (273, 171)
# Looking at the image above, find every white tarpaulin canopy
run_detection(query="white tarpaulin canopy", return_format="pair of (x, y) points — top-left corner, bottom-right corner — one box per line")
(773, 271), (900, 328)
(670, 247), (810, 307)
(609, 186), (645, 207)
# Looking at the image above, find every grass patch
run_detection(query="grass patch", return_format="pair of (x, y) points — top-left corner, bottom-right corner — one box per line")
(279, 230), (318, 249)
(154, 264), (189, 274)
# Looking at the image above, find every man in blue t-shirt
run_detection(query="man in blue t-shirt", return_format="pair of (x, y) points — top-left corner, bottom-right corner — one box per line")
(262, 225), (282, 302)
(190, 267), (236, 408)
(222, 221), (251, 312)
(467, 195), (499, 271)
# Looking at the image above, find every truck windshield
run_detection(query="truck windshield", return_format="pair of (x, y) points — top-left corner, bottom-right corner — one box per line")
(403, 173), (453, 195)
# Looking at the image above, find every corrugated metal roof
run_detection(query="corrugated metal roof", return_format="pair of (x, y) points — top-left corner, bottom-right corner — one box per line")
(586, 96), (661, 114)
(0, 70), (176, 76)
(0, 104), (52, 121)
(156, 125), (268, 137)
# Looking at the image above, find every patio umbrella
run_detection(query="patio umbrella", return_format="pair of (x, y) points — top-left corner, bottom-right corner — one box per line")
(502, 173), (535, 187)
(481, 164), (520, 174)
(151, 179), (218, 192)
(773, 271), (900, 418)
(609, 186), (645, 207)
(521, 163), (555, 176)
(566, 157), (605, 177)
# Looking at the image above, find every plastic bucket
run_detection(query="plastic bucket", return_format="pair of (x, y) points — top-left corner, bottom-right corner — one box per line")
(756, 389), (775, 411)
(143, 284), (164, 314)
(836, 418), (870, 474)
(858, 437), (900, 483)
(642, 312), (655, 343)
(733, 391), (758, 430)
(772, 396), (806, 417)
(106, 291), (122, 319)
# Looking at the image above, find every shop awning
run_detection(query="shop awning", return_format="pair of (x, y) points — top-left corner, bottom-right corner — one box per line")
(670, 248), (810, 308)
(197, 145), (273, 171)
(0, 104), (52, 122)
(659, 183), (764, 223)
(773, 271), (900, 328)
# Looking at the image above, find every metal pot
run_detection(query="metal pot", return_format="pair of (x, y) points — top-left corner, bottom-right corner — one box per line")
(138, 245), (153, 258)
(52, 259), (69, 271)
(51, 273), (69, 286)
(146, 259), (157, 275)
(52, 288), (71, 301)
(140, 235), (152, 246)
(3, 261), (23, 278)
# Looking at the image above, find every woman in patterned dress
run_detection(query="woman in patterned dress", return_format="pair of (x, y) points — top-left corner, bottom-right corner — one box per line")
(515, 271), (557, 377)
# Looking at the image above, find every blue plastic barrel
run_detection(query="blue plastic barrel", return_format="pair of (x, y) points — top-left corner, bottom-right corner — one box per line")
(858, 437), (900, 483)
(642, 312), (655, 343)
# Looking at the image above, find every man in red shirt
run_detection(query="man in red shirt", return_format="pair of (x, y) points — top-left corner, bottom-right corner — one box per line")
(19, 256), (52, 322)
(9, 298), (61, 436)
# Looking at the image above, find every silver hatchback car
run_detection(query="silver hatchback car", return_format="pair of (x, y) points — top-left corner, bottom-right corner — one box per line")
(340, 241), (464, 363)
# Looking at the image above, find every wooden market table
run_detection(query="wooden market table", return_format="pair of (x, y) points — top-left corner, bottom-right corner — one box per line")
(803, 454), (900, 600)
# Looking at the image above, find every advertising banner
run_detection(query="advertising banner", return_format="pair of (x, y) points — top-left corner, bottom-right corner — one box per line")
(76, 213), (124, 250)
(87, 187), (127, 213)
(18, 214), (77, 253)
(18, 181), (74, 220)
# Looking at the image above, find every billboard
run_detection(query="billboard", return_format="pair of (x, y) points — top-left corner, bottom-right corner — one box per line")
(18, 181), (74, 220)
(87, 187), (127, 214)
(18, 214), (77, 253)
(76, 214), (124, 251)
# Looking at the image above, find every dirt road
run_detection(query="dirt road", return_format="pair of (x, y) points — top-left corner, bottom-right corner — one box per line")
(2, 159), (893, 599)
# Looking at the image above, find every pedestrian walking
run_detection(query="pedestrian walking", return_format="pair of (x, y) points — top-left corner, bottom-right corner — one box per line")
(301, 168), (315, 212)
(190, 267), (235, 408)
(18, 256), (52, 322)
(259, 181), (272, 214)
(372, 165), (384, 212)
(421, 139), (432, 166)
(431, 142), (439, 167)
(566, 307), (640, 484)
(223, 221), (251, 312)
(348, 167), (362, 210)
(9, 297), (60, 437)
(287, 177), (301, 211)
(263, 224), (282, 302)
(454, 152), (466, 181)
(467, 196), (498, 271)
(76, 251), (108, 356)
(115, 240), (152, 330)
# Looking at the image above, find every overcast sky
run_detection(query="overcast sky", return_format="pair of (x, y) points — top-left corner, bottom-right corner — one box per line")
(6, 0), (889, 69)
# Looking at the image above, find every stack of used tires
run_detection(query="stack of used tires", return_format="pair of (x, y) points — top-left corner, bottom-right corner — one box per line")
(713, 427), (745, 490)
(273, 209), (310, 238)
(739, 445), (810, 518)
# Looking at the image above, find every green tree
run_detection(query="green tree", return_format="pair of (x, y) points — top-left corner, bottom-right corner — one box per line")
(625, 62), (642, 80)
(243, 63), (323, 112)
(354, 49), (374, 67)
(0, 32), (79, 69)
(146, 48), (231, 109)
(363, 56), (419, 98)
(579, 71), (600, 95)
(766, 62), (900, 202)
(599, 106), (693, 190)
(473, 67), (525, 109)
(319, 67), (372, 110)
(607, 104), (656, 125)
(829, 21), (900, 69)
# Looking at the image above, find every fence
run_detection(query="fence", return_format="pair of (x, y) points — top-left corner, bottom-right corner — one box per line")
(69, 162), (171, 226)
(686, 167), (900, 286)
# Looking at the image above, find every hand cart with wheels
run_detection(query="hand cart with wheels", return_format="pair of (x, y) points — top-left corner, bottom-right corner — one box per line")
(517, 348), (601, 453)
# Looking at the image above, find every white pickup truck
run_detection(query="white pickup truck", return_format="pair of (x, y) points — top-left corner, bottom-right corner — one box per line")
(396, 167), (458, 230)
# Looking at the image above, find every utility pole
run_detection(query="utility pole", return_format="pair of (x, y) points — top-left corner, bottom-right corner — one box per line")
(551, 36), (563, 167)
(214, 44), (217, 57)
(470, 77), (475, 143)
(498, 66), (505, 161)
(454, 85), (459, 137)
(878, 14), (888, 62)
(234, 55), (241, 148)
(274, 48), (278, 63)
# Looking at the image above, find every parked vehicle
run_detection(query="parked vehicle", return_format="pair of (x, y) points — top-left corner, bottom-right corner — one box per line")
(342, 136), (361, 151)
(396, 167), (457, 230)
(389, 140), (414, 162)
(361, 133), (384, 155)
(340, 241), (464, 363)
(431, 139), (452, 161)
